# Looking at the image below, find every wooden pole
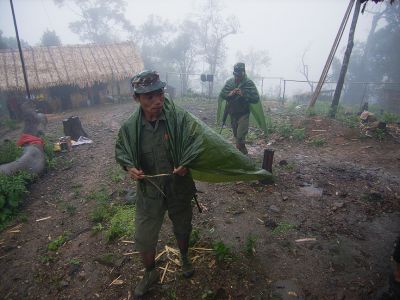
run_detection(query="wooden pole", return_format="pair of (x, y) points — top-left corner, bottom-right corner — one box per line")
(330, 0), (362, 118)
(10, 0), (31, 99)
(308, 0), (355, 108)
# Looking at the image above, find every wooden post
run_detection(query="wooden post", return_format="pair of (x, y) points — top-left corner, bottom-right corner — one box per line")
(10, 0), (30, 99)
(259, 149), (274, 185)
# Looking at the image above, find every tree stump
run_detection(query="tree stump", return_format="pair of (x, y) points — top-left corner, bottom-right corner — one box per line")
(63, 116), (88, 140)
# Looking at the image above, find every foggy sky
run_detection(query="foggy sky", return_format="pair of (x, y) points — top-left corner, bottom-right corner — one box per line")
(0, 0), (378, 84)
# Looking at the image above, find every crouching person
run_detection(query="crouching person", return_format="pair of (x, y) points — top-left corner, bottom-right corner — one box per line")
(115, 70), (195, 297)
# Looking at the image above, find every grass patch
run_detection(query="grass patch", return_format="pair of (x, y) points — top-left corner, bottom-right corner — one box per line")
(108, 167), (125, 183)
(1, 118), (19, 130)
(310, 137), (326, 147)
(68, 258), (81, 265)
(86, 188), (110, 203)
(105, 205), (135, 241)
(271, 222), (295, 236)
(90, 204), (115, 223)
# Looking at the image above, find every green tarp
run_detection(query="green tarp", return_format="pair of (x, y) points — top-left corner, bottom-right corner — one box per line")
(115, 98), (272, 183)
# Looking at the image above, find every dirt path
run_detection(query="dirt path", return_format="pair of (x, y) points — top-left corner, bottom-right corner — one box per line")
(1, 100), (399, 300)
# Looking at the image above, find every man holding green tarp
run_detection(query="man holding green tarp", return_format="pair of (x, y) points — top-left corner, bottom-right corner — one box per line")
(115, 70), (272, 297)
(218, 62), (267, 154)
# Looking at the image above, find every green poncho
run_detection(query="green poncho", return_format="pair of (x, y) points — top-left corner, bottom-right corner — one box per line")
(115, 98), (272, 183)
(217, 75), (267, 134)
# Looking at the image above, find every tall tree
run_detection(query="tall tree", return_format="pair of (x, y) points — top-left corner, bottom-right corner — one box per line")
(330, 0), (362, 117)
(131, 15), (175, 72)
(163, 20), (200, 94)
(40, 29), (62, 47)
(236, 48), (270, 78)
(54, 0), (133, 43)
(336, 1), (399, 104)
(197, 0), (239, 96)
(298, 48), (314, 93)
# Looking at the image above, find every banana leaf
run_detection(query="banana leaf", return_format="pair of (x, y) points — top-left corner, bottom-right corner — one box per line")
(116, 98), (272, 183)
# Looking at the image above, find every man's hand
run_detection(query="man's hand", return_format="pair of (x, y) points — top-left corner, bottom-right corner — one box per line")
(228, 89), (237, 97)
(228, 88), (242, 97)
(127, 167), (144, 180)
(173, 166), (188, 176)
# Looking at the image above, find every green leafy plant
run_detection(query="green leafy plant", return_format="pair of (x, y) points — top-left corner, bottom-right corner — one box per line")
(92, 223), (104, 233)
(42, 137), (57, 169)
(0, 171), (32, 228)
(48, 233), (68, 251)
(213, 241), (233, 262)
(0, 140), (22, 164)
(39, 255), (55, 264)
(374, 128), (385, 140)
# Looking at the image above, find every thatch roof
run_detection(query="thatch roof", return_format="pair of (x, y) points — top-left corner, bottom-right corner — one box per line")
(0, 42), (144, 91)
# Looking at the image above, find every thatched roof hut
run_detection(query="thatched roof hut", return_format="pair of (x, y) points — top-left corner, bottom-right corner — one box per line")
(0, 42), (143, 91)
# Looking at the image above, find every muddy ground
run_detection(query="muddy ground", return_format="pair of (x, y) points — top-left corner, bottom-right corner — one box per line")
(0, 99), (399, 300)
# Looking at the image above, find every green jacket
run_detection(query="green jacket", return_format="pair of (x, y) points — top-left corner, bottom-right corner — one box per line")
(115, 98), (272, 183)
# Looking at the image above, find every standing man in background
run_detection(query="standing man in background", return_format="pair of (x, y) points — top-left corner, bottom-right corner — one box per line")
(219, 62), (260, 154)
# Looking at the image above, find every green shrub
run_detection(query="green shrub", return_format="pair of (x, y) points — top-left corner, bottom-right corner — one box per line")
(213, 241), (233, 262)
(292, 128), (306, 140)
(48, 233), (68, 251)
(382, 112), (400, 123)
(374, 128), (385, 140)
(0, 171), (32, 228)
(276, 122), (293, 138)
(90, 204), (115, 223)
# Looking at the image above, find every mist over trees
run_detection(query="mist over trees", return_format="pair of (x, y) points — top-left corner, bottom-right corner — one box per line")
(0, 30), (29, 49)
(334, 1), (400, 104)
(54, 0), (133, 44)
(236, 48), (270, 79)
(40, 29), (62, 47)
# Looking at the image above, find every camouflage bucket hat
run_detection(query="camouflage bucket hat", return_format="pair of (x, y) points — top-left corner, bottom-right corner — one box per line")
(131, 70), (166, 94)
(233, 62), (245, 76)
